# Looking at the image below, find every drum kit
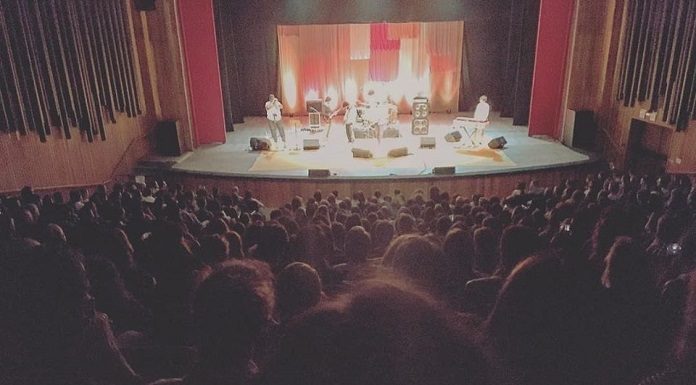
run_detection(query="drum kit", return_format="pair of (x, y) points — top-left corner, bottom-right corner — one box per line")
(353, 102), (399, 141)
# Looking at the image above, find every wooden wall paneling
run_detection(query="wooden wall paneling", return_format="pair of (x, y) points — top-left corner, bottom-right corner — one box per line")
(649, 0), (669, 112)
(0, 0), (170, 192)
(141, 0), (194, 152)
(569, 0), (696, 171)
(42, 1), (70, 135)
(4, 2), (29, 135)
(156, 163), (600, 209)
(661, 0), (685, 126)
(566, 0), (617, 112)
(120, 0), (143, 116)
(675, 2), (696, 129)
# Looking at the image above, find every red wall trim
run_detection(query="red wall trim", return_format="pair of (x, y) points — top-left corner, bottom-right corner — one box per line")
(178, 0), (226, 145)
(528, 0), (575, 138)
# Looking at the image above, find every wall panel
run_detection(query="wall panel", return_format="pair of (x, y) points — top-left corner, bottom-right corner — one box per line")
(0, 0), (194, 192)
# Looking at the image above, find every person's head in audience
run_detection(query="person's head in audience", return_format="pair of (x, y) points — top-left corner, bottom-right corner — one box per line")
(602, 236), (652, 294)
(264, 280), (491, 385)
(384, 234), (445, 293)
(442, 228), (476, 287)
(44, 223), (67, 246)
(495, 225), (540, 278)
(255, 223), (289, 272)
(371, 220), (395, 255)
(487, 256), (591, 384)
(192, 260), (274, 374)
(223, 230), (245, 259)
(474, 227), (498, 274)
(435, 215), (453, 237)
(395, 213), (416, 235)
(276, 262), (323, 323)
(17, 247), (94, 350)
(198, 234), (230, 266)
(589, 207), (633, 268)
(344, 226), (371, 264)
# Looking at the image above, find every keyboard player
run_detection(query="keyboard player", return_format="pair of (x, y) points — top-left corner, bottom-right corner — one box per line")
(472, 95), (490, 146)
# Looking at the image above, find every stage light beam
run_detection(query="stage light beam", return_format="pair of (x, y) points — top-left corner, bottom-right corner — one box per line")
(282, 70), (298, 111)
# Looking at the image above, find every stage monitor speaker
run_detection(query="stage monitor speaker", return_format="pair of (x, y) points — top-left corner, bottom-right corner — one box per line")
(488, 136), (507, 149)
(154, 120), (183, 156)
(444, 131), (462, 142)
(250, 137), (271, 151)
(433, 166), (455, 175)
(133, 0), (156, 11)
(303, 139), (320, 150)
(383, 127), (401, 138)
(351, 148), (373, 158)
(563, 109), (596, 150)
(387, 147), (409, 158)
(420, 137), (436, 149)
(308, 169), (330, 178)
(411, 118), (429, 135)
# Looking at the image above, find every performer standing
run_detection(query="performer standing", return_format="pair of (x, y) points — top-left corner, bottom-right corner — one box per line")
(472, 95), (490, 146)
(265, 94), (286, 148)
(321, 96), (334, 121)
(343, 101), (357, 143)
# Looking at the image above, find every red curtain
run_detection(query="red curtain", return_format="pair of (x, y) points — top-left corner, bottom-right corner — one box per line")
(277, 21), (465, 114)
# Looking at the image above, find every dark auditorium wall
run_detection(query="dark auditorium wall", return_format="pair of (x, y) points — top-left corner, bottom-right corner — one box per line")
(220, 0), (531, 117)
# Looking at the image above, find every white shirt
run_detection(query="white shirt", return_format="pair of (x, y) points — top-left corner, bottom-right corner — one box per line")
(474, 101), (490, 122)
(344, 104), (358, 124)
(265, 99), (283, 121)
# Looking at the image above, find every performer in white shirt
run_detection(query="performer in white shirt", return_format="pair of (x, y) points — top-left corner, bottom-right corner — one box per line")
(472, 95), (490, 146)
(265, 94), (286, 147)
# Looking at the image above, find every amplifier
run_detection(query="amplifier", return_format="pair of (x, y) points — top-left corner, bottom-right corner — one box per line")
(303, 139), (320, 150)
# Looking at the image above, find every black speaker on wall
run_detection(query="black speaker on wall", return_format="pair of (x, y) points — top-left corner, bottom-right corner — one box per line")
(155, 120), (183, 156)
(567, 110), (596, 150)
(133, 0), (156, 11)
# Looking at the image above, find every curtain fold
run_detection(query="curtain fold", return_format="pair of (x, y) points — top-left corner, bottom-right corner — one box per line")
(278, 21), (465, 114)
(214, 0), (244, 127)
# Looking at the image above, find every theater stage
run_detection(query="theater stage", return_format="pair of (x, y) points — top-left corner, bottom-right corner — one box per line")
(142, 113), (597, 180)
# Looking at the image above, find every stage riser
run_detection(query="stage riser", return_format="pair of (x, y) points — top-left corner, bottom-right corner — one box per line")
(155, 163), (601, 208)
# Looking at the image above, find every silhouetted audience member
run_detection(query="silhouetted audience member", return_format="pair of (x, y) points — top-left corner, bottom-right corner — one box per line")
(263, 280), (492, 385)
(152, 260), (274, 385)
(275, 262), (323, 323)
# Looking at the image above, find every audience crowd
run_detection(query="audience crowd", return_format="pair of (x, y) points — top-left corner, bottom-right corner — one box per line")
(2, 169), (696, 385)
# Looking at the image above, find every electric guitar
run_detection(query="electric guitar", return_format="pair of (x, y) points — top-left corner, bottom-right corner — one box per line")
(324, 106), (346, 138)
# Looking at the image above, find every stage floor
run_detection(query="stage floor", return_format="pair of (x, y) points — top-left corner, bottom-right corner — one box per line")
(156, 113), (595, 179)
